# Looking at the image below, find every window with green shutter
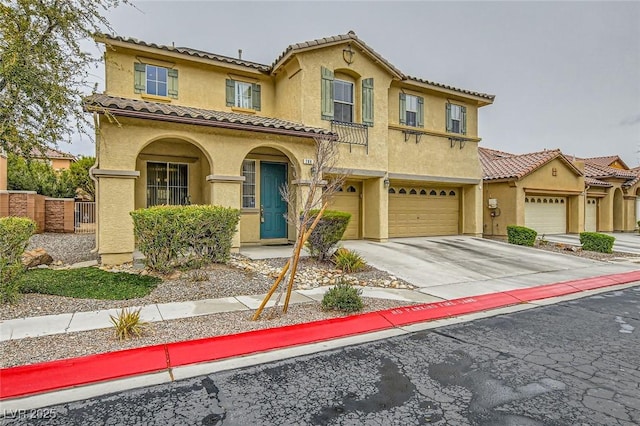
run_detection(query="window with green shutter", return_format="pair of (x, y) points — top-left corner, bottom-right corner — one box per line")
(321, 67), (334, 120)
(362, 78), (374, 126)
(447, 103), (466, 134)
(134, 63), (146, 93)
(226, 79), (261, 110)
(134, 63), (178, 99)
(400, 93), (423, 127)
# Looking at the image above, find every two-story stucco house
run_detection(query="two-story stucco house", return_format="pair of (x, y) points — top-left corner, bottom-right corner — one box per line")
(86, 31), (494, 265)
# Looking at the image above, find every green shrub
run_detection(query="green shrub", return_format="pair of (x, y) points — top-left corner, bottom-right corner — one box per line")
(130, 205), (240, 273)
(333, 248), (366, 273)
(306, 210), (351, 261)
(580, 232), (615, 253)
(506, 225), (537, 247)
(321, 281), (364, 313)
(0, 217), (36, 304)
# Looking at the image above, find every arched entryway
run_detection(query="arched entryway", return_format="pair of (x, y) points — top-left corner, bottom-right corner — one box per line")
(613, 188), (623, 231)
(134, 138), (212, 209)
(239, 146), (299, 244)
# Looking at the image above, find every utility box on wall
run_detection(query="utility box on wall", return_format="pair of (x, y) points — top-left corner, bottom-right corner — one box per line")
(488, 198), (498, 209)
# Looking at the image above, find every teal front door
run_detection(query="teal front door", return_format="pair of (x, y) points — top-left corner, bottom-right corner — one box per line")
(260, 162), (288, 239)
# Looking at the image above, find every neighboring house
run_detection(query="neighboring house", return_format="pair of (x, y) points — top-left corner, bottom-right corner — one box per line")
(86, 31), (495, 265)
(479, 148), (640, 236)
(29, 147), (77, 171)
(479, 147), (585, 236)
(581, 156), (639, 232)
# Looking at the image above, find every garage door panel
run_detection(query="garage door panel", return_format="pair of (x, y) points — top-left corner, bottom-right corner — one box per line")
(328, 181), (361, 240)
(389, 187), (459, 237)
(524, 196), (566, 235)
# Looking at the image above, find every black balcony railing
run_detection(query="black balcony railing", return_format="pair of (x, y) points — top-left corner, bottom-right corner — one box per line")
(330, 120), (368, 154)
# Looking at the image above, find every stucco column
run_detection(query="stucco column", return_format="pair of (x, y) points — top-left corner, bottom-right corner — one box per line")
(599, 191), (614, 232)
(462, 183), (483, 236)
(0, 152), (7, 191)
(207, 174), (245, 251)
(623, 195), (635, 231)
(567, 194), (584, 233)
(92, 169), (140, 265)
(363, 177), (388, 242)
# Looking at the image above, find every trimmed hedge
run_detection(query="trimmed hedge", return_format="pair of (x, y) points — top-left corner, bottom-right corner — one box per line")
(580, 232), (615, 254)
(131, 205), (240, 273)
(506, 225), (537, 247)
(0, 217), (36, 303)
(305, 209), (351, 261)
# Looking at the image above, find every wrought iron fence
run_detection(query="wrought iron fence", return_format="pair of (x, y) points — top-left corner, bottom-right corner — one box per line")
(74, 202), (96, 234)
(331, 120), (368, 153)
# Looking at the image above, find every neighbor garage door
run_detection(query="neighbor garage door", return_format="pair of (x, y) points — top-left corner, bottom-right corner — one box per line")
(524, 196), (566, 235)
(328, 181), (361, 240)
(585, 198), (597, 232)
(389, 186), (459, 237)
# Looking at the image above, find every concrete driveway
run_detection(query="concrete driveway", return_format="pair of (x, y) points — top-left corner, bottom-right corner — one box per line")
(543, 233), (640, 255)
(343, 236), (638, 299)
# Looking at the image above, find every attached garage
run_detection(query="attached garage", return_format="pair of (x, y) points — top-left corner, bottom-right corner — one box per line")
(524, 196), (566, 235)
(585, 198), (597, 232)
(328, 181), (361, 240)
(388, 186), (459, 237)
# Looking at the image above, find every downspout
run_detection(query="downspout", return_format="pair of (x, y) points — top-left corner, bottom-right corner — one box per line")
(89, 112), (100, 255)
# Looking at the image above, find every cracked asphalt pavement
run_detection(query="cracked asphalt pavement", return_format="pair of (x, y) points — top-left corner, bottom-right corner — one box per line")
(4, 286), (639, 425)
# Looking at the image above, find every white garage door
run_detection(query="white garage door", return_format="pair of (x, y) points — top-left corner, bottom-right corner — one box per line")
(389, 186), (459, 237)
(328, 181), (361, 240)
(524, 196), (567, 235)
(585, 198), (597, 232)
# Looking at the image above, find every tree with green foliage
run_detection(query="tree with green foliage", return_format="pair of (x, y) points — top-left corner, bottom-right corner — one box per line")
(0, 0), (129, 156)
(7, 153), (75, 198)
(64, 155), (95, 200)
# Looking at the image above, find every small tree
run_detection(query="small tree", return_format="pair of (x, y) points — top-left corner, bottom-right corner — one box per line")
(253, 136), (347, 319)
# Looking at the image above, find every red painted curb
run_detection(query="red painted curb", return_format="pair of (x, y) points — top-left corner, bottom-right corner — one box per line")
(167, 312), (394, 367)
(0, 344), (167, 400)
(1, 270), (639, 400)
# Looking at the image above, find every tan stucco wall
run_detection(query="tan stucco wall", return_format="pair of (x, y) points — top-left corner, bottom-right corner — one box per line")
(51, 158), (72, 170)
(0, 153), (6, 191)
(482, 181), (518, 236)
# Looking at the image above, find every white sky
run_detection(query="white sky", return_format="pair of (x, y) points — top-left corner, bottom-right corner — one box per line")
(70, 0), (640, 167)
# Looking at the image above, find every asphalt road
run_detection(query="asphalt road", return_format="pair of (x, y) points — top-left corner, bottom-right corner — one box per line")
(4, 286), (640, 426)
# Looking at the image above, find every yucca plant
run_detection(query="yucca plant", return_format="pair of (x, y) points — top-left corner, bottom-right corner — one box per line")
(333, 248), (366, 273)
(110, 307), (148, 340)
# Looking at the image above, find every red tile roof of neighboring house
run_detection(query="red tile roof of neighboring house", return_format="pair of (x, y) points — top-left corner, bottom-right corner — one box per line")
(30, 147), (76, 161)
(85, 94), (336, 139)
(583, 161), (637, 182)
(100, 32), (495, 103)
(584, 177), (613, 188)
(478, 147), (581, 181)
(582, 155), (630, 170)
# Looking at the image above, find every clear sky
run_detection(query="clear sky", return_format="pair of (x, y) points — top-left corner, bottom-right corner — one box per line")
(71, 0), (640, 167)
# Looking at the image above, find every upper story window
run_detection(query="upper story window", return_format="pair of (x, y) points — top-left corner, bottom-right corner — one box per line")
(446, 103), (467, 135)
(333, 80), (354, 123)
(226, 79), (261, 111)
(134, 63), (179, 99)
(321, 67), (374, 126)
(399, 93), (424, 127)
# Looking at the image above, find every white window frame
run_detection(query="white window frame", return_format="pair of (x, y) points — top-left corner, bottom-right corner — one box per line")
(146, 162), (189, 207)
(235, 81), (252, 109)
(405, 95), (419, 127)
(450, 104), (462, 134)
(146, 65), (168, 97)
(242, 160), (256, 208)
(333, 79), (354, 123)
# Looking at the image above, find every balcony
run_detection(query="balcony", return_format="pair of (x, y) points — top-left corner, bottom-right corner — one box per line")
(330, 121), (368, 154)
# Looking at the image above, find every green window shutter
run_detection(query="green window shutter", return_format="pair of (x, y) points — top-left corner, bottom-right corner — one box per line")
(167, 69), (179, 99)
(252, 83), (261, 111)
(417, 96), (424, 128)
(445, 103), (452, 132)
(362, 78), (374, 126)
(226, 79), (235, 106)
(461, 106), (467, 135)
(134, 63), (146, 93)
(399, 93), (406, 125)
(321, 66), (334, 120)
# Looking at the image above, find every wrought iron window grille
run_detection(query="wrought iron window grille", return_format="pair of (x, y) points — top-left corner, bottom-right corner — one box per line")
(330, 120), (368, 154)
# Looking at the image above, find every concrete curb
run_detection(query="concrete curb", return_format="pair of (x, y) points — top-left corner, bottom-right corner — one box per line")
(2, 270), (640, 400)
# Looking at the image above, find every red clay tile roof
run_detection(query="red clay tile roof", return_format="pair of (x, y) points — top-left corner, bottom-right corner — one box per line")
(100, 32), (494, 102)
(479, 147), (580, 180)
(585, 177), (613, 188)
(583, 161), (637, 180)
(85, 94), (335, 139)
(30, 147), (76, 160)
(101, 35), (271, 72)
(582, 155), (629, 170)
